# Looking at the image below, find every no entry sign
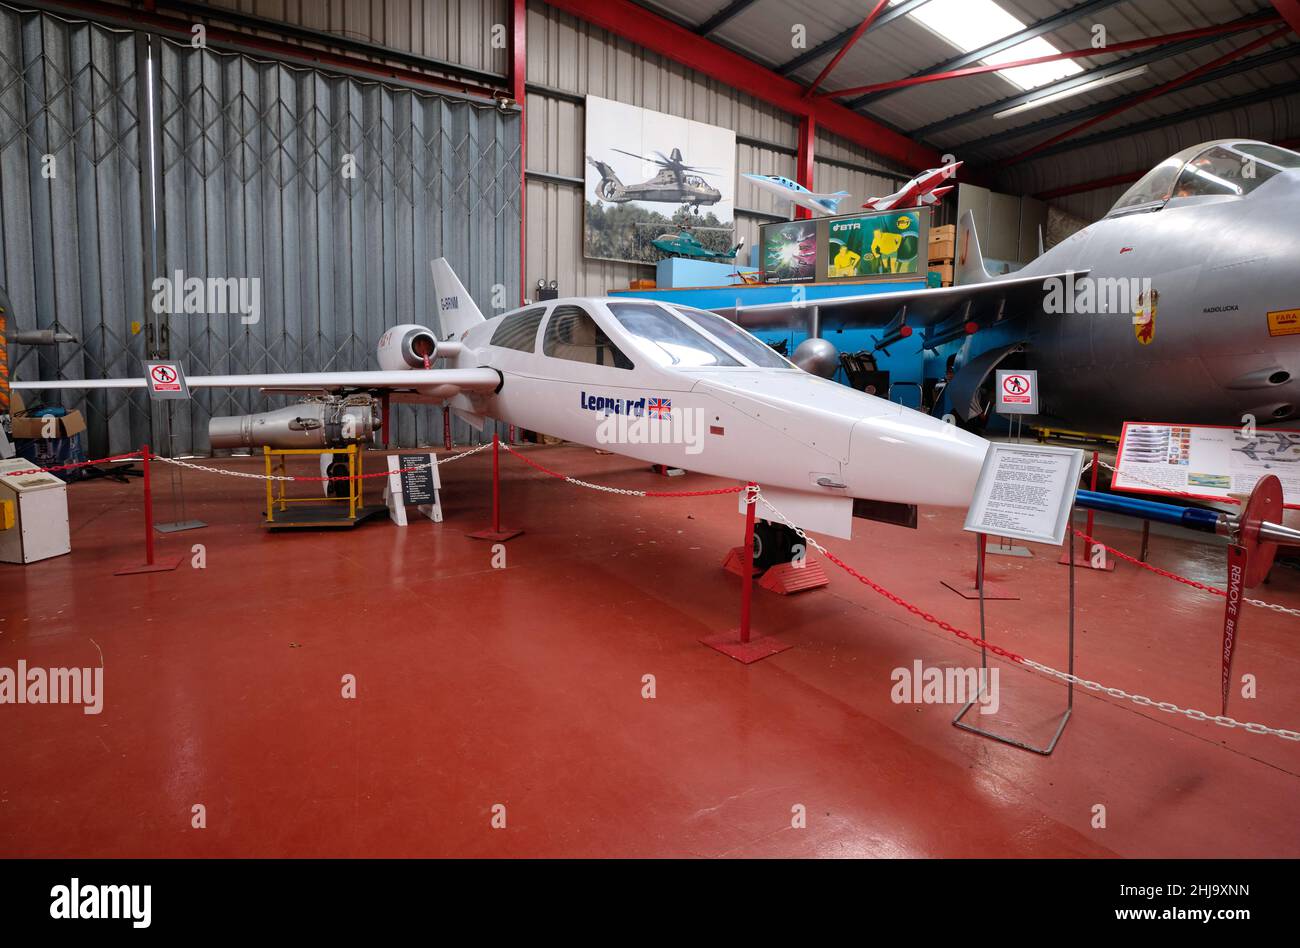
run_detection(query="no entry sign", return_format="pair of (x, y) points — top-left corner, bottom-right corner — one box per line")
(995, 369), (1038, 415)
(144, 361), (190, 400)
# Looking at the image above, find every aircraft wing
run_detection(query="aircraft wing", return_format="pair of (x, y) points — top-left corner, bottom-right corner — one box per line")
(712, 269), (1088, 333)
(12, 367), (503, 396)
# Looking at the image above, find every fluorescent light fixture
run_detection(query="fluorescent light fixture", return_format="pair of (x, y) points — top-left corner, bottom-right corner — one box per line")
(992, 65), (1150, 119)
(891, 0), (1083, 91)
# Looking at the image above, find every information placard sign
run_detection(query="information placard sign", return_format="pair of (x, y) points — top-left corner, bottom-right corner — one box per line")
(385, 453), (442, 526)
(964, 443), (1083, 546)
(1114, 421), (1300, 509)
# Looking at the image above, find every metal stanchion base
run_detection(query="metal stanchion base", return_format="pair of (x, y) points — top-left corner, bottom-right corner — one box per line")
(940, 575), (1020, 600)
(986, 544), (1033, 558)
(699, 630), (792, 664)
(114, 555), (184, 576)
(155, 519), (207, 533)
(467, 528), (523, 541)
(953, 701), (1072, 756)
(1056, 550), (1116, 571)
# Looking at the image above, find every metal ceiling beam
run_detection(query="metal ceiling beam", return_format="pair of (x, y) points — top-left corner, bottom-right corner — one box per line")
(695, 0), (760, 36)
(1269, 1), (1300, 34)
(1005, 25), (1291, 165)
(1007, 78), (1300, 166)
(1034, 135), (1300, 199)
(775, 0), (929, 77)
(848, 0), (1126, 109)
(956, 42), (1300, 156)
(543, 0), (942, 170)
(821, 17), (1281, 100)
(910, 11), (1284, 140)
(803, 0), (890, 97)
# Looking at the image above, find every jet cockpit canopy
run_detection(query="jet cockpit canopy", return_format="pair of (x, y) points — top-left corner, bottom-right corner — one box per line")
(1106, 139), (1300, 217)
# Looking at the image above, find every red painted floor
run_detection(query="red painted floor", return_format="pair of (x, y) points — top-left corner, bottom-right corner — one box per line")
(2, 442), (1299, 858)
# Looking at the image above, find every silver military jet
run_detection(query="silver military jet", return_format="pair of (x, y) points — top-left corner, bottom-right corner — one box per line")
(715, 140), (1300, 431)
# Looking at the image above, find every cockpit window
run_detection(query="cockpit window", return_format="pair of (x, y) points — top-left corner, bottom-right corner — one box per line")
(1108, 140), (1299, 216)
(1172, 145), (1279, 198)
(490, 307), (545, 352)
(543, 305), (634, 369)
(670, 306), (793, 369)
(605, 301), (741, 368)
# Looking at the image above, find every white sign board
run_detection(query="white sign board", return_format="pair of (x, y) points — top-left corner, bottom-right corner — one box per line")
(383, 453), (442, 526)
(995, 369), (1038, 415)
(1114, 421), (1300, 509)
(144, 361), (189, 400)
(964, 443), (1083, 546)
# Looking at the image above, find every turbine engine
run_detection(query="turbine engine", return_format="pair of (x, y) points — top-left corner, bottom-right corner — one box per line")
(208, 395), (380, 449)
(377, 323), (439, 370)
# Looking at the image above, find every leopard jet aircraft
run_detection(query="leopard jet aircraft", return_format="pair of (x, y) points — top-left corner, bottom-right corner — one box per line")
(14, 260), (991, 545)
(716, 140), (1300, 432)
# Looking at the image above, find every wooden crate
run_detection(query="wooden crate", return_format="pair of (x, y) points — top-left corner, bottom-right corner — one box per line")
(928, 237), (954, 261)
(929, 262), (954, 286)
(930, 224), (955, 242)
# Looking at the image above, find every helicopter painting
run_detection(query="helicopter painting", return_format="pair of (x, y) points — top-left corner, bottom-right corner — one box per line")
(586, 148), (722, 210)
(651, 231), (744, 261)
(584, 96), (736, 266)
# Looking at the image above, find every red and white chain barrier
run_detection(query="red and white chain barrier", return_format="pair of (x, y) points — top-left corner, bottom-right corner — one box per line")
(11, 442), (1300, 741)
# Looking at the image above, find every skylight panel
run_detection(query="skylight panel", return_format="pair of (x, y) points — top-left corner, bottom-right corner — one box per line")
(894, 0), (1083, 91)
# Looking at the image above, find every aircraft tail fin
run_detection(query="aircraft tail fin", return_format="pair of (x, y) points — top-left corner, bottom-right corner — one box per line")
(955, 210), (993, 285)
(430, 258), (486, 341)
(815, 191), (852, 213)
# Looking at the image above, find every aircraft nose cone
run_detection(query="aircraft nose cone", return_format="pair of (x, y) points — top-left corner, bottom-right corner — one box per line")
(848, 409), (989, 508)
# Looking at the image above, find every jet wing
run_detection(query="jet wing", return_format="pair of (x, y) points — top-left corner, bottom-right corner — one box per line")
(12, 367), (503, 396)
(713, 270), (1088, 333)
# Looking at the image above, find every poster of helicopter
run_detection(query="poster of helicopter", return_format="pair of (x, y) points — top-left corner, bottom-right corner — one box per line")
(583, 95), (736, 265)
(1114, 422), (1300, 507)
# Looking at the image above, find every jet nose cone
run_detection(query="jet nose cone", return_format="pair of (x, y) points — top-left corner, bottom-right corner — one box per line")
(848, 409), (989, 508)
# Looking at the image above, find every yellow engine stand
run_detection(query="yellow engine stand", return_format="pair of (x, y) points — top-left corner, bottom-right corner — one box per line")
(262, 444), (385, 529)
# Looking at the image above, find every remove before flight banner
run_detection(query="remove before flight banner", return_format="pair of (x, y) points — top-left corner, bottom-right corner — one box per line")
(1113, 421), (1300, 509)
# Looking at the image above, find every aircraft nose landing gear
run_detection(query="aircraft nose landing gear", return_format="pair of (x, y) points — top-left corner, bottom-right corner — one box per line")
(725, 518), (830, 595)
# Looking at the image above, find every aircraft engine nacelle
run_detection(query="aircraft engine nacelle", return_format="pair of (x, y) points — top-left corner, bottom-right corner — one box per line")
(377, 323), (439, 370)
(209, 397), (380, 449)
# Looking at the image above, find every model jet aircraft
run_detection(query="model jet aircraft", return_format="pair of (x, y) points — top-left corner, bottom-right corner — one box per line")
(14, 260), (990, 552)
(716, 140), (1300, 431)
(587, 147), (722, 210)
(742, 173), (850, 217)
(651, 231), (744, 261)
(861, 161), (962, 211)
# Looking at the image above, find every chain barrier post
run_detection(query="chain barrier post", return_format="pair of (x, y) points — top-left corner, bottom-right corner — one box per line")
(701, 483), (793, 664)
(468, 432), (522, 542)
(114, 444), (183, 576)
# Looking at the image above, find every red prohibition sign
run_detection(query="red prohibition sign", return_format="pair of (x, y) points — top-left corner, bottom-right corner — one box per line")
(1002, 374), (1029, 395)
(150, 365), (177, 384)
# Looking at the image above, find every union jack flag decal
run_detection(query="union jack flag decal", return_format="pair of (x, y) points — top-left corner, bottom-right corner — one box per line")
(648, 397), (671, 419)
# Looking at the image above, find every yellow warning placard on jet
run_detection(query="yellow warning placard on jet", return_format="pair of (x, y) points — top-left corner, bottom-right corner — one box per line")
(1268, 309), (1300, 336)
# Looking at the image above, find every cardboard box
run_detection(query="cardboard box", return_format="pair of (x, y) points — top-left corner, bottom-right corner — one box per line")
(930, 224), (955, 242)
(928, 238), (954, 261)
(9, 390), (86, 439)
(629, 279), (657, 290)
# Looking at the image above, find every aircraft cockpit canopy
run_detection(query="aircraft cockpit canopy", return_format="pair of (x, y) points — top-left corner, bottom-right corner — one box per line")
(1107, 140), (1300, 217)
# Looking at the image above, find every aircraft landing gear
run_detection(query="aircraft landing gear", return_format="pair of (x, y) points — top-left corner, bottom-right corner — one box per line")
(752, 520), (804, 571)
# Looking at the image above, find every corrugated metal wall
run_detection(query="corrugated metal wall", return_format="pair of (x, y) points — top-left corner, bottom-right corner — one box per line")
(154, 37), (520, 453)
(1, 3), (520, 454)
(0, 6), (151, 458)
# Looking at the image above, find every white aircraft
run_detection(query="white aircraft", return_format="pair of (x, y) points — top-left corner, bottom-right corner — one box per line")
(14, 260), (990, 558)
(860, 160), (962, 212)
(741, 173), (851, 217)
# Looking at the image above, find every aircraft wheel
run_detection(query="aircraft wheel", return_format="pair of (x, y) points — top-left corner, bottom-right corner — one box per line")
(753, 521), (803, 570)
(324, 456), (351, 498)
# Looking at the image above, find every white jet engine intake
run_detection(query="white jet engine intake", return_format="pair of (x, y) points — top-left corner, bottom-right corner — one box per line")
(377, 323), (440, 370)
(208, 395), (380, 449)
